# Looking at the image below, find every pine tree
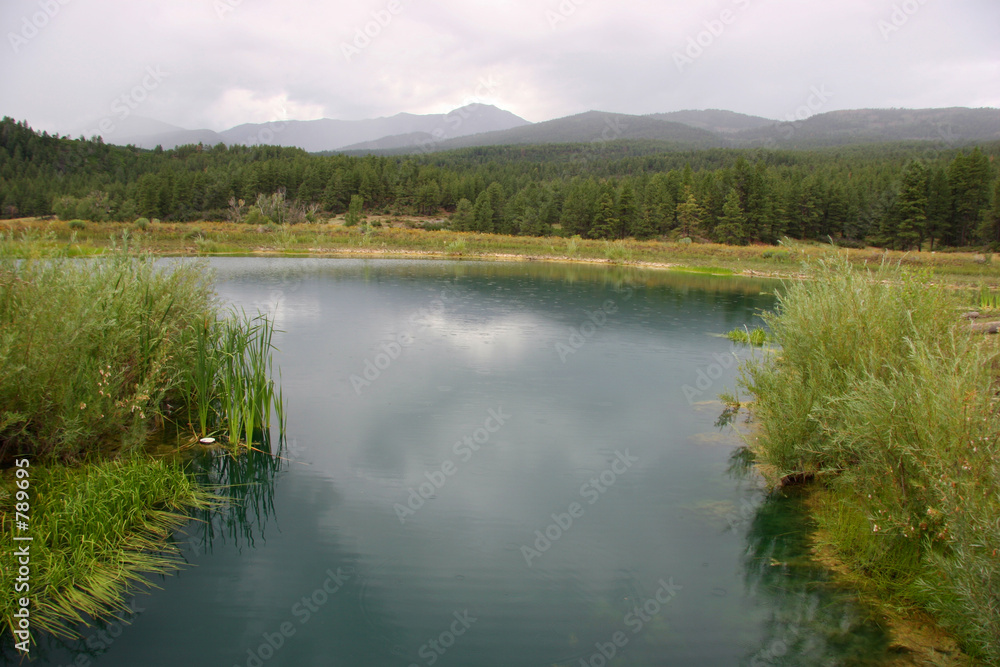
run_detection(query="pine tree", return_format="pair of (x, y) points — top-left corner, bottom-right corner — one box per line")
(451, 198), (474, 231)
(472, 191), (494, 233)
(590, 192), (619, 239)
(560, 181), (595, 237)
(925, 168), (951, 252)
(485, 182), (506, 234)
(676, 189), (702, 239)
(895, 161), (929, 251)
(345, 194), (364, 227)
(714, 190), (748, 245)
(617, 182), (639, 240)
(948, 148), (993, 245)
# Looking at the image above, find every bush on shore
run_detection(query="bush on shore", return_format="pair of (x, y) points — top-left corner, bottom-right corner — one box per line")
(739, 258), (1000, 662)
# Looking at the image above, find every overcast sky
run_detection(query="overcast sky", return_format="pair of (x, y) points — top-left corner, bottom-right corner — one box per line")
(2, 0), (998, 135)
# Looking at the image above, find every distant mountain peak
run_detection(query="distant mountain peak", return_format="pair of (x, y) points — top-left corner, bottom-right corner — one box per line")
(98, 104), (531, 152)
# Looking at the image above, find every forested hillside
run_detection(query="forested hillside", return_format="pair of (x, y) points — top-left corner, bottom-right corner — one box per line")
(2, 117), (998, 249)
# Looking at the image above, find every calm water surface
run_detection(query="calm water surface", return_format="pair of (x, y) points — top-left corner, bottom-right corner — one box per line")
(20, 259), (894, 666)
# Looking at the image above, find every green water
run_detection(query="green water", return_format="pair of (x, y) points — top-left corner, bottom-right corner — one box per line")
(15, 259), (897, 666)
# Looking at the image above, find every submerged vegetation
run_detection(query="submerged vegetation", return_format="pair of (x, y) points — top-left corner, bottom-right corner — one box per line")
(0, 248), (285, 643)
(736, 258), (1000, 662)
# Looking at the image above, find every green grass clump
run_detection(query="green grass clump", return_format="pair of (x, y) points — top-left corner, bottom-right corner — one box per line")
(977, 284), (1000, 310)
(738, 257), (1000, 662)
(726, 326), (769, 346)
(0, 458), (216, 639)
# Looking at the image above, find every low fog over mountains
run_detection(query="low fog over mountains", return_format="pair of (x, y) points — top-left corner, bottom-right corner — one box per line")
(90, 105), (1000, 154)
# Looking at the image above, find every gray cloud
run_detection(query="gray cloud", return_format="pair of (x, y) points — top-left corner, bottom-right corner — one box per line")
(1, 0), (997, 135)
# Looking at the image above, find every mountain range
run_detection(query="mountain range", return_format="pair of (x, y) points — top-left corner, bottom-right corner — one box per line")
(90, 105), (1000, 154)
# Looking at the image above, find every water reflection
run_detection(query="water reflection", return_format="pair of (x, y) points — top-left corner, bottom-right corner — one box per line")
(738, 490), (892, 666)
(181, 436), (285, 556)
(6, 259), (904, 667)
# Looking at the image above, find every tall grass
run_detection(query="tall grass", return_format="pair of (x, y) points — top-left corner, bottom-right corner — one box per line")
(738, 257), (1000, 662)
(0, 458), (215, 638)
(0, 252), (215, 462)
(0, 252), (286, 462)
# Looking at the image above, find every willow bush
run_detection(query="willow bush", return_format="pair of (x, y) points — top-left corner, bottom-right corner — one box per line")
(739, 257), (1000, 662)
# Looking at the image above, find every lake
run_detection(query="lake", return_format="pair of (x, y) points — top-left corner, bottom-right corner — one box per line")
(21, 258), (894, 666)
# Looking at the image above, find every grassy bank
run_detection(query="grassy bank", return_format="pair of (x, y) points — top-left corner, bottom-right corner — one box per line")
(737, 258), (1000, 663)
(6, 217), (1000, 284)
(0, 248), (285, 643)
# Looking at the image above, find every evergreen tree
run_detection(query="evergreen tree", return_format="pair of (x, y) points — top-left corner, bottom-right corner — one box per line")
(590, 192), (619, 240)
(925, 167), (951, 252)
(948, 148), (993, 245)
(676, 189), (702, 239)
(560, 181), (595, 237)
(714, 189), (748, 245)
(472, 191), (494, 233)
(345, 194), (364, 226)
(451, 198), (474, 231)
(617, 182), (639, 240)
(895, 161), (929, 250)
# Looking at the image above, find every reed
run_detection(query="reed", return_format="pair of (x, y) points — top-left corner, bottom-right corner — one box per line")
(216, 309), (282, 450)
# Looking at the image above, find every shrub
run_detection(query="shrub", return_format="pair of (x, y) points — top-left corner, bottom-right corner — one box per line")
(738, 257), (1000, 662)
(133, 217), (150, 230)
(761, 249), (791, 261)
(68, 219), (86, 230)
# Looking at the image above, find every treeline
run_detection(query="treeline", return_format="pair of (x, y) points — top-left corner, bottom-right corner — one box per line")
(2, 117), (999, 249)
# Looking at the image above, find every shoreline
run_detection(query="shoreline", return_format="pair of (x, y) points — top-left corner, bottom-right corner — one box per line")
(6, 216), (1000, 285)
